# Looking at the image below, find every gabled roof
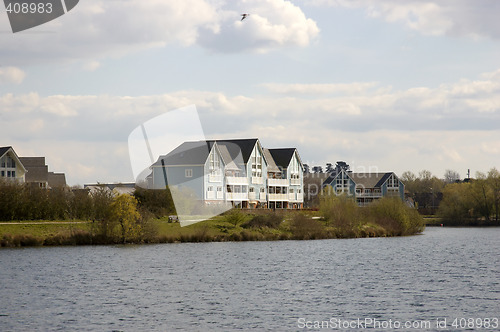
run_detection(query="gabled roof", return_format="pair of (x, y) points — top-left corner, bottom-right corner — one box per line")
(218, 144), (241, 171)
(0, 146), (12, 158)
(0, 146), (27, 172)
(211, 138), (259, 164)
(263, 148), (280, 173)
(48, 172), (67, 188)
(24, 165), (48, 182)
(152, 141), (212, 166)
(351, 172), (393, 188)
(19, 157), (45, 167)
(268, 148), (298, 169)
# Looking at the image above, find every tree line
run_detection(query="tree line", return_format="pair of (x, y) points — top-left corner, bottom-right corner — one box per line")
(402, 168), (500, 224)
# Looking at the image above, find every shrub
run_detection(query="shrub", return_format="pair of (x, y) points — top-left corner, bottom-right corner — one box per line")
(241, 213), (282, 229)
(290, 214), (325, 240)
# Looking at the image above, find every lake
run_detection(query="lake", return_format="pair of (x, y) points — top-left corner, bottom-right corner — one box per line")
(0, 227), (499, 331)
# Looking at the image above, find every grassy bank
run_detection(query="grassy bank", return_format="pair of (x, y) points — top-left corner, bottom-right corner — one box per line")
(0, 198), (425, 247)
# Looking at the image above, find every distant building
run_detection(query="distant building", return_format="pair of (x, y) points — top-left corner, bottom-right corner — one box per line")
(0, 146), (26, 183)
(322, 169), (405, 206)
(19, 156), (67, 188)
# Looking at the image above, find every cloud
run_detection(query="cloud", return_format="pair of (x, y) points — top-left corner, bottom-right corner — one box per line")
(1, 68), (499, 184)
(261, 82), (378, 95)
(308, 0), (500, 39)
(0, 66), (26, 84)
(198, 0), (319, 53)
(0, 0), (319, 66)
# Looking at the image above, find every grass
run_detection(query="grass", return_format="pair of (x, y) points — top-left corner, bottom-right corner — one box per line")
(0, 206), (424, 247)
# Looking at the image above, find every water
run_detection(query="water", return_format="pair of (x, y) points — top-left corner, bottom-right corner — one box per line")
(0, 228), (499, 331)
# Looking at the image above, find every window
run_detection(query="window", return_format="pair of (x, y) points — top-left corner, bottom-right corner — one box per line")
(185, 169), (193, 178)
(207, 186), (213, 191)
(217, 186), (222, 192)
(0, 171), (4, 177)
(260, 187), (265, 193)
(249, 187), (255, 193)
(11, 171), (15, 178)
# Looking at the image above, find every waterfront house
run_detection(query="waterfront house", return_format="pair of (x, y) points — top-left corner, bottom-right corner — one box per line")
(0, 146), (26, 183)
(148, 139), (304, 209)
(322, 169), (404, 206)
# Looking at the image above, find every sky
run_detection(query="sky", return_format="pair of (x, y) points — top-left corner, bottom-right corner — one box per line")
(1, 0), (499, 186)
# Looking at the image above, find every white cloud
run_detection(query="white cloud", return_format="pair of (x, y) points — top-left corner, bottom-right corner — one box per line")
(0, 66), (26, 84)
(1, 68), (499, 184)
(0, 0), (319, 65)
(308, 0), (500, 39)
(261, 82), (378, 95)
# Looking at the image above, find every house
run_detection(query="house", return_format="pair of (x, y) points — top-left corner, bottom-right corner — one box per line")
(148, 138), (304, 209)
(19, 156), (67, 188)
(0, 146), (26, 183)
(267, 148), (304, 209)
(322, 169), (404, 206)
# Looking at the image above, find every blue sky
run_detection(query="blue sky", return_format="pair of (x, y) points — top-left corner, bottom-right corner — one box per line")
(1, 0), (499, 185)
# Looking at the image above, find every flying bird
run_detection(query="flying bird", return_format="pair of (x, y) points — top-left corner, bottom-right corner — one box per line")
(241, 13), (250, 21)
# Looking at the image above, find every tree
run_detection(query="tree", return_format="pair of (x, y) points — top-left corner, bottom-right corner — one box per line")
(469, 172), (494, 221)
(487, 168), (500, 221)
(312, 166), (323, 174)
(444, 169), (460, 184)
(108, 194), (141, 243)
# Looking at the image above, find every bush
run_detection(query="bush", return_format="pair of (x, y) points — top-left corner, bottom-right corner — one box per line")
(290, 214), (325, 240)
(366, 198), (425, 236)
(241, 213), (282, 229)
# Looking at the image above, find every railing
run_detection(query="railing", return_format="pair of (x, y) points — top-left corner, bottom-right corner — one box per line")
(226, 192), (248, 201)
(268, 178), (288, 186)
(356, 192), (383, 198)
(208, 175), (222, 182)
(251, 177), (263, 184)
(217, 191), (223, 199)
(249, 192), (257, 200)
(296, 193), (303, 201)
(288, 193), (295, 201)
(226, 176), (248, 185)
(290, 179), (301, 186)
(206, 191), (215, 199)
(260, 193), (266, 201)
(268, 193), (288, 201)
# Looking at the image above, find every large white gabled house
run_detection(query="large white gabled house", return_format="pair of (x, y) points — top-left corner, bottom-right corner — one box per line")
(0, 146), (26, 183)
(147, 138), (304, 209)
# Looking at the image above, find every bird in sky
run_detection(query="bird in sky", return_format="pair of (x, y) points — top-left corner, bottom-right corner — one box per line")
(241, 13), (250, 21)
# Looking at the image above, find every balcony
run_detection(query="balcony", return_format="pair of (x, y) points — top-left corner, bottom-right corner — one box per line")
(356, 192), (383, 198)
(208, 175), (222, 183)
(260, 192), (266, 201)
(226, 192), (248, 201)
(268, 193), (288, 201)
(226, 176), (248, 185)
(217, 191), (223, 199)
(206, 191), (215, 199)
(288, 193), (295, 201)
(249, 192), (257, 200)
(268, 178), (288, 186)
(290, 179), (301, 186)
(251, 177), (263, 184)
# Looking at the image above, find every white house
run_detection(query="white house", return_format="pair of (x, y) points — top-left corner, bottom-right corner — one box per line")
(0, 146), (26, 183)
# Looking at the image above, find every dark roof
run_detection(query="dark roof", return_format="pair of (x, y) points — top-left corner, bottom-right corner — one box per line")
(0, 146), (12, 158)
(351, 172), (393, 188)
(263, 148), (280, 172)
(268, 148), (296, 168)
(24, 165), (48, 182)
(210, 138), (259, 163)
(19, 157), (45, 167)
(153, 141), (212, 166)
(48, 172), (67, 188)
